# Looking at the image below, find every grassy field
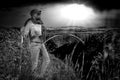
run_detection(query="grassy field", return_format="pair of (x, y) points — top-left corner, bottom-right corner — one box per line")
(0, 27), (120, 80)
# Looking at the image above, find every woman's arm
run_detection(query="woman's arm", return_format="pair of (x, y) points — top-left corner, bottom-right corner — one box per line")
(42, 25), (47, 42)
(20, 27), (24, 44)
(20, 19), (32, 44)
(23, 19), (32, 38)
(23, 24), (30, 38)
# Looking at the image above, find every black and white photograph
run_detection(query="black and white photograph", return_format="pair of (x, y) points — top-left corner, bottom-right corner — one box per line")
(0, 0), (120, 80)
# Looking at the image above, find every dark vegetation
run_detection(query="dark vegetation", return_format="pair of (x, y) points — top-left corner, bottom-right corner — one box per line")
(0, 27), (120, 80)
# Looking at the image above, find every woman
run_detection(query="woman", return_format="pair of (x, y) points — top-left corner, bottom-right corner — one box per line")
(21, 9), (50, 77)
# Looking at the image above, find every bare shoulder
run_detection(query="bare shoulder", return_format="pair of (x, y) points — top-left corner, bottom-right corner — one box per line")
(20, 27), (24, 32)
(24, 18), (32, 26)
(20, 19), (32, 32)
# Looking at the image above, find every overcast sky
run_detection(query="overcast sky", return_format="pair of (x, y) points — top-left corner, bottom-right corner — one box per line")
(0, 0), (120, 28)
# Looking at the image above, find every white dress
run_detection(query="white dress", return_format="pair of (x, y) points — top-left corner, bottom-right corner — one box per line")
(23, 20), (50, 76)
(31, 23), (42, 37)
(28, 22), (42, 42)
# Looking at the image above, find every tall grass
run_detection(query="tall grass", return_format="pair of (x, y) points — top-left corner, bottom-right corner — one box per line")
(62, 29), (120, 80)
(0, 27), (120, 80)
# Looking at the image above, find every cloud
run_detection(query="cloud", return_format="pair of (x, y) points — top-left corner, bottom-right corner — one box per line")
(96, 9), (120, 28)
(0, 3), (120, 28)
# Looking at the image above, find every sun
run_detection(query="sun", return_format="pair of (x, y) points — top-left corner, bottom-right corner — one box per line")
(60, 3), (94, 22)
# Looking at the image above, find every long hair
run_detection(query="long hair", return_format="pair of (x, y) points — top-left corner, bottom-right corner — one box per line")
(24, 18), (31, 26)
